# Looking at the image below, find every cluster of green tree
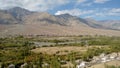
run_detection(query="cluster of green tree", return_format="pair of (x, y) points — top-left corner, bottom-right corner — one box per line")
(82, 36), (120, 46)
(46, 36), (120, 47)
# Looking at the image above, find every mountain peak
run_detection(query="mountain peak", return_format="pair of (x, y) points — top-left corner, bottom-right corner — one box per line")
(6, 7), (33, 21)
(55, 13), (76, 20)
(8, 7), (28, 11)
(39, 12), (51, 16)
(56, 13), (73, 17)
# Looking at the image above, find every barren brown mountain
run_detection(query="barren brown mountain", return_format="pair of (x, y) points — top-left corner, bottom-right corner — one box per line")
(0, 7), (120, 36)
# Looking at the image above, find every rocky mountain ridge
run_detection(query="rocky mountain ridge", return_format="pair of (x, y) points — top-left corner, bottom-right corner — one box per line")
(0, 7), (120, 36)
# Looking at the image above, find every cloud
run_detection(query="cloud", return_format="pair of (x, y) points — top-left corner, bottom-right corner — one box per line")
(86, 8), (120, 20)
(0, 0), (69, 11)
(95, 8), (120, 16)
(107, 8), (120, 16)
(94, 0), (110, 3)
(77, 0), (87, 3)
(110, 8), (120, 13)
(81, 2), (93, 6)
(55, 9), (94, 16)
(75, 0), (110, 7)
(55, 8), (120, 20)
(0, 0), (111, 12)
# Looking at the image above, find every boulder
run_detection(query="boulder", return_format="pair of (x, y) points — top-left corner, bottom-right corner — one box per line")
(20, 63), (28, 68)
(8, 64), (15, 68)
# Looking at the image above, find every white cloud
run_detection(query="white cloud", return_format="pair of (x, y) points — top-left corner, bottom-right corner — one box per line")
(74, 0), (88, 7)
(95, 8), (120, 16)
(107, 8), (120, 16)
(55, 9), (82, 16)
(110, 8), (120, 13)
(77, 0), (87, 3)
(94, 0), (110, 3)
(85, 8), (120, 19)
(95, 13), (106, 17)
(0, 0), (69, 11)
(75, 0), (110, 7)
(0, 0), (111, 12)
(55, 9), (94, 16)
(81, 2), (93, 6)
(55, 8), (120, 20)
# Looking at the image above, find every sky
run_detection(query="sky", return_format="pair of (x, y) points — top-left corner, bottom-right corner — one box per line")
(0, 0), (120, 20)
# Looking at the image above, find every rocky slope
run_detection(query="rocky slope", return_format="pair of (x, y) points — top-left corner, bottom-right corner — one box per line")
(0, 10), (18, 24)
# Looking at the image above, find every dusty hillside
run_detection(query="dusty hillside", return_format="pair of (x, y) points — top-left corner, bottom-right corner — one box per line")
(0, 23), (120, 36)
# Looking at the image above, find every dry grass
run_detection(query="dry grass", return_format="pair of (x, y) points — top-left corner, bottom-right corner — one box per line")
(31, 46), (87, 55)
(31, 46), (107, 55)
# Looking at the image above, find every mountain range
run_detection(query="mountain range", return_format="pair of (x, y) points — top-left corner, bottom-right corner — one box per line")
(0, 7), (120, 36)
(99, 20), (120, 30)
